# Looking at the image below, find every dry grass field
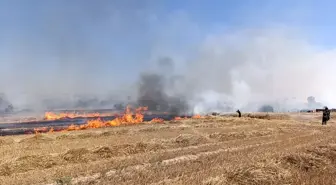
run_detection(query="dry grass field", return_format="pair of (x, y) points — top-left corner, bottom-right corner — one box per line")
(1, 112), (336, 185)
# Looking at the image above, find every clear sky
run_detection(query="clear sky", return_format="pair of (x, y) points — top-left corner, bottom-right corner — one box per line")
(0, 0), (336, 107)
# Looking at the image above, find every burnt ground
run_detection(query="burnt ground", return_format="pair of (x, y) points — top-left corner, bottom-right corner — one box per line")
(0, 114), (193, 136)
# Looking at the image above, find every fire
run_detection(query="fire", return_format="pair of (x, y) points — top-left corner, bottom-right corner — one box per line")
(55, 106), (148, 131)
(44, 112), (59, 120)
(31, 106), (206, 134)
(174, 116), (188, 120)
(67, 124), (81, 131)
(44, 111), (113, 120)
(107, 118), (122, 126)
(150, 118), (164, 123)
(192, 114), (203, 119)
(34, 127), (51, 134)
(48, 127), (54, 133)
(62, 119), (108, 131)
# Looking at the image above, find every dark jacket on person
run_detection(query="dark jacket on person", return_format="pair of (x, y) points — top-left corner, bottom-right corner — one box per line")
(236, 110), (241, 117)
(323, 109), (331, 121)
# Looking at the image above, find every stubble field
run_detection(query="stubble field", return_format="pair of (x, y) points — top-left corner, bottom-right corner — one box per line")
(1, 112), (336, 185)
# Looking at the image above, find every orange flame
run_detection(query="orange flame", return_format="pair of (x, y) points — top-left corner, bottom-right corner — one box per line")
(57, 106), (148, 131)
(48, 127), (54, 133)
(150, 118), (164, 123)
(34, 127), (49, 134)
(192, 114), (203, 119)
(174, 116), (188, 120)
(32, 107), (205, 134)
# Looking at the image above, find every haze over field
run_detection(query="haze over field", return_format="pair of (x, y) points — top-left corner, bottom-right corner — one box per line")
(0, 0), (336, 113)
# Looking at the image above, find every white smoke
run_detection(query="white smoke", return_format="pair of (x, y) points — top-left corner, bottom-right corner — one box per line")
(175, 27), (336, 113)
(192, 90), (234, 114)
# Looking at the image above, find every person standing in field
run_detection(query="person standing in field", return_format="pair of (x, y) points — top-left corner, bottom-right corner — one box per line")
(322, 107), (330, 125)
(236, 109), (241, 117)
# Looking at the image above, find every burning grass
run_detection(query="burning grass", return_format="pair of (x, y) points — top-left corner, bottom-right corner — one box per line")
(29, 106), (205, 136)
(32, 106), (150, 134)
(1, 112), (336, 185)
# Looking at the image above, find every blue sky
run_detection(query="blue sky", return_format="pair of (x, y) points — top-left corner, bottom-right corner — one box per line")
(0, 0), (335, 83)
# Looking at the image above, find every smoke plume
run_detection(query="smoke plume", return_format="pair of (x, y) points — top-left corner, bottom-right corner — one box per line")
(136, 57), (189, 115)
(1, 1), (336, 114)
(182, 28), (336, 113)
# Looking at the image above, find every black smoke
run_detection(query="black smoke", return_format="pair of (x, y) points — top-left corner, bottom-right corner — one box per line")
(0, 93), (14, 114)
(137, 73), (169, 111)
(136, 70), (189, 115)
(136, 56), (189, 115)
